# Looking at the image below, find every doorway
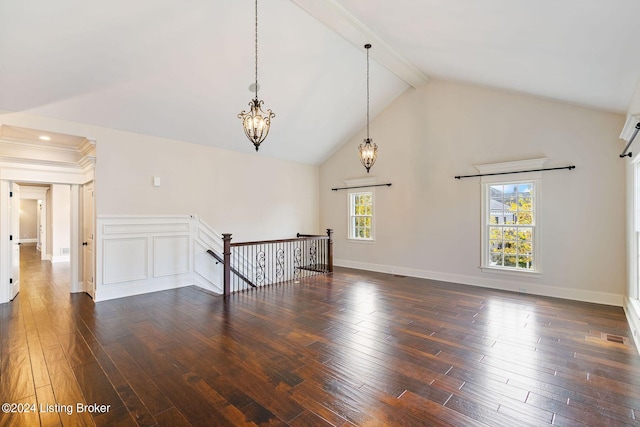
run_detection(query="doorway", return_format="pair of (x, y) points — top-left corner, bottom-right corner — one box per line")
(16, 183), (77, 300)
(0, 125), (96, 304)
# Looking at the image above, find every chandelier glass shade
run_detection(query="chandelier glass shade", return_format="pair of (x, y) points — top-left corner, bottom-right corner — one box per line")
(240, 98), (274, 151)
(238, 0), (274, 151)
(358, 43), (377, 173)
(359, 137), (377, 173)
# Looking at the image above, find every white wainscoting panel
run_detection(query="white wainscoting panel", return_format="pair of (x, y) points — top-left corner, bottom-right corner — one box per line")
(193, 240), (223, 291)
(103, 237), (148, 284)
(95, 215), (224, 301)
(154, 235), (190, 277)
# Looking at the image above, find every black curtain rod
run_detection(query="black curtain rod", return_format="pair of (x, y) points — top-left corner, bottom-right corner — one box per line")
(619, 122), (640, 158)
(455, 165), (575, 180)
(331, 183), (392, 191)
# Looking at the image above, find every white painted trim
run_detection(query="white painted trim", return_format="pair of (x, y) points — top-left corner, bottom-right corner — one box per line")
(95, 273), (195, 302)
(620, 114), (640, 142)
(347, 188), (375, 242)
(69, 184), (80, 292)
(475, 158), (548, 175)
(344, 176), (377, 187)
(624, 297), (640, 355)
(480, 178), (541, 274)
(51, 254), (70, 263)
(335, 258), (623, 307)
(19, 238), (37, 244)
(20, 186), (48, 200)
(289, 0), (428, 88)
(0, 181), (11, 303)
(479, 266), (542, 277)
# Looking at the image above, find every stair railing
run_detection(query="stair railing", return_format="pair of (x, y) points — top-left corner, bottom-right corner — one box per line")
(219, 229), (333, 295)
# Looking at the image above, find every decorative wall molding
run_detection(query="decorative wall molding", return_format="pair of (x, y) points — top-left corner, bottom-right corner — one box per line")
(102, 237), (148, 284)
(475, 158), (548, 175)
(95, 215), (223, 302)
(335, 258), (623, 307)
(620, 114), (640, 142)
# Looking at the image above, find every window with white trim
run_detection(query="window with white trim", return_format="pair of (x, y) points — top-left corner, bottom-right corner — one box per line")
(483, 181), (538, 272)
(349, 191), (373, 240)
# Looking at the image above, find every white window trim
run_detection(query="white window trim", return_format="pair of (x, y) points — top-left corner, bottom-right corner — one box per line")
(630, 155), (640, 301)
(478, 159), (545, 276)
(345, 177), (376, 243)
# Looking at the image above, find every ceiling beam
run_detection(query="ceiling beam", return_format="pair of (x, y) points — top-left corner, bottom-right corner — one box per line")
(290, 0), (428, 88)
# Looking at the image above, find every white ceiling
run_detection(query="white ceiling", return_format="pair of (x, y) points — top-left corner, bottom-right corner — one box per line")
(1, 0), (638, 164)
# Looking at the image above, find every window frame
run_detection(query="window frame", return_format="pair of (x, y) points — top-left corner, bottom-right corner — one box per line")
(348, 190), (374, 242)
(478, 160), (544, 276)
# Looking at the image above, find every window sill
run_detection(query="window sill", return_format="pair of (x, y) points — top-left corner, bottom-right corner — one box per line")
(480, 266), (542, 277)
(347, 238), (375, 244)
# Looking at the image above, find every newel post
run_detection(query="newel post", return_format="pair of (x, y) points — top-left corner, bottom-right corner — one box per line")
(326, 228), (333, 273)
(222, 233), (232, 296)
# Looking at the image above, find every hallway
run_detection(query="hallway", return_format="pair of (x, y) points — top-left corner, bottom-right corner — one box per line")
(0, 244), (87, 425)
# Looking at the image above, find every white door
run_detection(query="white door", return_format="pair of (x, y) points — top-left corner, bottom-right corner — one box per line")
(9, 183), (21, 300)
(82, 182), (95, 298)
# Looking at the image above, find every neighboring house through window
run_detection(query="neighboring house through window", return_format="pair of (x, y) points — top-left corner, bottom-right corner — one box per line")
(487, 182), (535, 270)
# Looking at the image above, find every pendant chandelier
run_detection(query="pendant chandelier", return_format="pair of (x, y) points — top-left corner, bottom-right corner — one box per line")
(238, 0), (274, 151)
(358, 43), (378, 173)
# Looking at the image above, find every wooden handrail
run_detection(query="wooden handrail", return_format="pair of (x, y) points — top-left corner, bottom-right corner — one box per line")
(231, 235), (328, 247)
(206, 249), (224, 264)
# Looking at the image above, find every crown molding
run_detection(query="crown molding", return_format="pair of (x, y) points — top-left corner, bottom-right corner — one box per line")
(290, 0), (428, 88)
(0, 156), (83, 170)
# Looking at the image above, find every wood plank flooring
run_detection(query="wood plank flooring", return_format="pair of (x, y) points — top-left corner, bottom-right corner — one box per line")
(2, 245), (640, 426)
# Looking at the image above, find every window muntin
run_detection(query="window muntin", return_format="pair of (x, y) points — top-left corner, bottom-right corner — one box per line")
(486, 182), (535, 270)
(349, 192), (373, 240)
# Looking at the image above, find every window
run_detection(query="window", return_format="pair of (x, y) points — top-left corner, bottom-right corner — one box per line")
(483, 181), (538, 272)
(349, 191), (373, 240)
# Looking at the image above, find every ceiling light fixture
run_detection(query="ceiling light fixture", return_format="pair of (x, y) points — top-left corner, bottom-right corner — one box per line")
(358, 44), (377, 173)
(238, 0), (274, 152)
(38, 135), (51, 141)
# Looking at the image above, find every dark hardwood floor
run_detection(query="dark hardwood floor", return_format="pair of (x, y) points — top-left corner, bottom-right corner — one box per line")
(2, 245), (640, 426)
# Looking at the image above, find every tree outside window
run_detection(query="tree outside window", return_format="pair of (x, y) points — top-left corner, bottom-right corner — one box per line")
(487, 183), (534, 270)
(349, 192), (373, 240)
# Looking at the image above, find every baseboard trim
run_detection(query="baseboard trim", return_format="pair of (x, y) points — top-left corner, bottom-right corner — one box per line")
(51, 254), (70, 263)
(624, 297), (640, 355)
(335, 259), (623, 307)
(94, 273), (194, 302)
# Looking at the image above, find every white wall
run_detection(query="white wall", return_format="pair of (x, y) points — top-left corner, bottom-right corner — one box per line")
(51, 184), (71, 262)
(95, 131), (319, 241)
(19, 199), (37, 240)
(320, 79), (626, 305)
(0, 111), (320, 242)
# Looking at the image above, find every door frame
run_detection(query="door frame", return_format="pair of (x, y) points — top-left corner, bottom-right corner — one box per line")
(21, 185), (49, 259)
(0, 160), (95, 304)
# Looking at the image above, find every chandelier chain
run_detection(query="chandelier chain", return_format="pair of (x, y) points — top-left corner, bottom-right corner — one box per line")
(366, 45), (370, 139)
(254, 0), (259, 99)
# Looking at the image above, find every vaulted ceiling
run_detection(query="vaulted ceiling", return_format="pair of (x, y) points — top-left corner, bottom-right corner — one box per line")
(1, 0), (638, 164)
